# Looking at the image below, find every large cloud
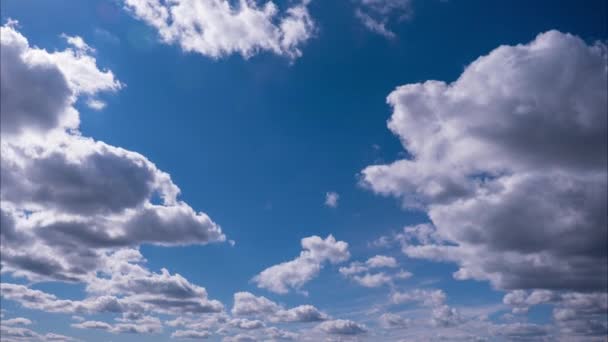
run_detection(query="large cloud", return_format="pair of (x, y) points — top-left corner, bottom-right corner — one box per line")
(252, 235), (350, 294)
(362, 30), (608, 292)
(0, 23), (226, 283)
(122, 0), (314, 59)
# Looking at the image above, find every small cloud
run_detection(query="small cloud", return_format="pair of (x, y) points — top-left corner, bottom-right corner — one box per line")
(61, 34), (95, 53)
(86, 98), (106, 111)
(324, 192), (339, 208)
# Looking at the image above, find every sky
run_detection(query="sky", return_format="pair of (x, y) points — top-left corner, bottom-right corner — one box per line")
(0, 0), (607, 341)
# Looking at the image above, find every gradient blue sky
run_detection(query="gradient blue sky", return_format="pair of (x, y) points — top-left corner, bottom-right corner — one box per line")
(1, 1), (607, 341)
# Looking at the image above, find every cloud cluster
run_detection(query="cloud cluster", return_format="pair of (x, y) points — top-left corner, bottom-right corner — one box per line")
(0, 22), (225, 287)
(339, 255), (411, 287)
(232, 291), (329, 323)
(253, 235), (350, 294)
(122, 0), (314, 59)
(503, 290), (608, 338)
(0, 22), (230, 339)
(362, 30), (608, 292)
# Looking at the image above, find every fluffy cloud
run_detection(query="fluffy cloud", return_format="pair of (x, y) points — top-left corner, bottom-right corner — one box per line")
(231, 292), (328, 323)
(253, 235), (350, 294)
(503, 290), (608, 338)
(354, 0), (412, 38)
(171, 329), (212, 339)
(122, 0), (314, 59)
(0, 22), (225, 287)
(1, 251), (223, 318)
(362, 31), (608, 292)
(339, 255), (410, 287)
(316, 319), (367, 335)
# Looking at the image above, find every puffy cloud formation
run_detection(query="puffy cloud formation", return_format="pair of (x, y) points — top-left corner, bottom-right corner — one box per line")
(0, 23), (228, 339)
(0, 313), (78, 342)
(316, 319), (367, 335)
(354, 0), (412, 38)
(231, 292), (328, 322)
(1, 250), (223, 317)
(253, 235), (350, 294)
(503, 290), (608, 338)
(362, 31), (608, 292)
(0, 22), (225, 286)
(339, 255), (410, 288)
(122, 0), (314, 59)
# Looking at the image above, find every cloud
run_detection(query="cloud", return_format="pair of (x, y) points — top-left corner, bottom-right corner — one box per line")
(361, 31), (608, 292)
(171, 329), (212, 339)
(252, 235), (350, 294)
(71, 316), (163, 334)
(231, 292), (328, 323)
(503, 290), (608, 338)
(378, 312), (410, 329)
(264, 327), (298, 340)
(229, 318), (264, 330)
(354, 0), (412, 38)
(391, 289), (446, 307)
(0, 22), (226, 286)
(324, 191), (339, 208)
(316, 319), (367, 335)
(339, 255), (410, 288)
(122, 0), (314, 59)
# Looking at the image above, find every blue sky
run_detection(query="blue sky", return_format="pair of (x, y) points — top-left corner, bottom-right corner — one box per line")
(0, 0), (607, 341)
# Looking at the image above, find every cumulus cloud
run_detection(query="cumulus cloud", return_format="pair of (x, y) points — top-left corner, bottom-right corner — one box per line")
(361, 31), (608, 292)
(0, 22), (225, 288)
(503, 290), (608, 338)
(122, 0), (314, 59)
(324, 191), (339, 208)
(354, 0), (412, 38)
(316, 319), (367, 335)
(171, 329), (212, 339)
(338, 255), (410, 287)
(252, 235), (350, 294)
(231, 292), (328, 323)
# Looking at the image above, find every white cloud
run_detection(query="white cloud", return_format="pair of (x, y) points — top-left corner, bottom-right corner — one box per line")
(316, 319), (367, 335)
(171, 329), (212, 339)
(324, 191), (339, 208)
(72, 316), (163, 334)
(361, 30), (608, 292)
(391, 289), (446, 307)
(0, 22), (226, 286)
(252, 235), (350, 294)
(354, 0), (412, 38)
(122, 0), (314, 59)
(231, 291), (328, 323)
(339, 255), (409, 287)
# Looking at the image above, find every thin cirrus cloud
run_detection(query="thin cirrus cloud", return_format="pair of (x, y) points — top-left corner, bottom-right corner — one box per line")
(121, 0), (315, 59)
(354, 0), (413, 38)
(362, 30), (608, 293)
